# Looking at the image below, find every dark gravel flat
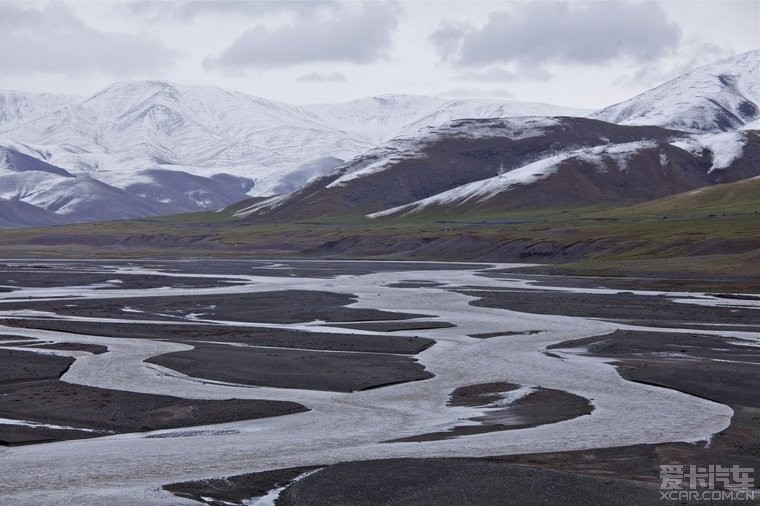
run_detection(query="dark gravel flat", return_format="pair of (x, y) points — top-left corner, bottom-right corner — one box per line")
(484, 270), (760, 294)
(1, 319), (434, 354)
(0, 348), (73, 383)
(146, 342), (434, 393)
(0, 335), (34, 341)
(23, 342), (108, 354)
(461, 288), (760, 326)
(549, 330), (760, 406)
(325, 321), (455, 332)
(164, 466), (321, 505)
(170, 458), (663, 506)
(0, 349), (307, 446)
(389, 382), (592, 442)
(386, 280), (447, 289)
(0, 263), (241, 290)
(278, 458), (667, 506)
(468, 330), (542, 339)
(0, 290), (425, 324)
(0, 423), (106, 446)
(505, 328), (760, 496)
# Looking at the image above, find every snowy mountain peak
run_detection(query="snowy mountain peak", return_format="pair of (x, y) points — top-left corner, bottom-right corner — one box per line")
(592, 50), (760, 132)
(85, 80), (230, 118)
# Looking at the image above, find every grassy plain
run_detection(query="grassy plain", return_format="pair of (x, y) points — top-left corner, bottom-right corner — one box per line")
(0, 178), (757, 280)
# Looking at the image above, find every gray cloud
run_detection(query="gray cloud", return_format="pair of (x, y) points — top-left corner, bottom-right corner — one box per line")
(439, 87), (515, 100)
(126, 0), (338, 21)
(614, 36), (735, 88)
(296, 72), (347, 82)
(454, 65), (551, 82)
(204, 3), (400, 69)
(0, 3), (176, 75)
(431, 1), (682, 68)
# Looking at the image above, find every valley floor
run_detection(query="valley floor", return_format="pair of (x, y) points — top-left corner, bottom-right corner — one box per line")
(0, 260), (758, 505)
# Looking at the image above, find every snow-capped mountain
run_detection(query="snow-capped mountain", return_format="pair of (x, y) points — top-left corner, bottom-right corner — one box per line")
(1, 81), (375, 185)
(240, 116), (760, 221)
(0, 50), (756, 228)
(0, 139), (253, 221)
(1, 82), (581, 195)
(592, 50), (759, 132)
(0, 81), (584, 227)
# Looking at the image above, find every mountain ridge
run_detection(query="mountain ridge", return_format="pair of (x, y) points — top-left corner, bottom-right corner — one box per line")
(0, 82), (583, 227)
(238, 116), (760, 221)
(0, 51), (757, 229)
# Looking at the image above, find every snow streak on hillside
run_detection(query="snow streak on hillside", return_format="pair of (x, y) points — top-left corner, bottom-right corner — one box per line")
(326, 117), (563, 190)
(367, 140), (660, 218)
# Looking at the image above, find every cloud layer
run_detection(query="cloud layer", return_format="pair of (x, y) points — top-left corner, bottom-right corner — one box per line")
(431, 1), (682, 68)
(126, 0), (337, 21)
(204, 3), (400, 69)
(0, 3), (176, 76)
(296, 72), (348, 82)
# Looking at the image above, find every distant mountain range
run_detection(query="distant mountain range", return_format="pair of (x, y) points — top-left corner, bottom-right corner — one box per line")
(0, 50), (757, 228)
(0, 83), (584, 227)
(238, 118), (759, 221)
(238, 50), (760, 222)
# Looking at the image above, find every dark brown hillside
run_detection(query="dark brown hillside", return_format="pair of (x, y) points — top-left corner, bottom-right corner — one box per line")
(396, 138), (760, 216)
(242, 117), (681, 221)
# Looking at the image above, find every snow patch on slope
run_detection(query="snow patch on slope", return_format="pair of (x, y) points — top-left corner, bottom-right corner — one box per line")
(670, 132), (747, 172)
(367, 154), (566, 218)
(575, 140), (660, 172)
(233, 194), (291, 217)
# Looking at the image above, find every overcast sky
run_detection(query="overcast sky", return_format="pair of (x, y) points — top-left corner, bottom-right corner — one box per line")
(1, 0), (757, 108)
